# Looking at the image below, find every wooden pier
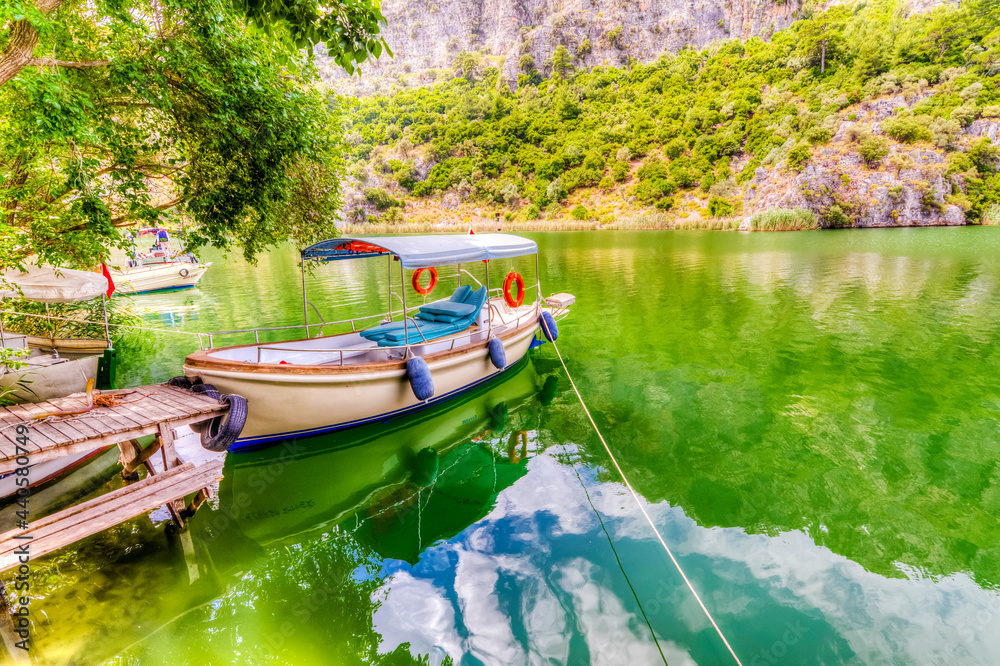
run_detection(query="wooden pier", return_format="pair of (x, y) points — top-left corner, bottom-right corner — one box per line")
(0, 384), (230, 571)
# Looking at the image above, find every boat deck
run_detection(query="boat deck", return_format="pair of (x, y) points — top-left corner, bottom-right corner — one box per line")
(0, 384), (231, 572)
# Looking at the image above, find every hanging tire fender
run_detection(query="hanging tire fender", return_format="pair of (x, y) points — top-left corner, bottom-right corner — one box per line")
(179, 268), (190, 278)
(200, 393), (249, 452)
(407, 356), (434, 401)
(539, 311), (558, 342)
(488, 337), (506, 369)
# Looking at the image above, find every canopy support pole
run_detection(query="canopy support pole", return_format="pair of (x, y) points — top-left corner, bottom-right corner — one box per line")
(0, 310), (5, 348)
(45, 303), (58, 358)
(301, 260), (310, 338)
(101, 295), (112, 350)
(387, 254), (393, 322)
(486, 263), (491, 339)
(535, 253), (542, 302)
(401, 261), (408, 354)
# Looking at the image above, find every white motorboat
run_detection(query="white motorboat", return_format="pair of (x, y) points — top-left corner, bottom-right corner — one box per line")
(111, 259), (212, 295)
(0, 266), (118, 499)
(183, 234), (573, 451)
(112, 226), (211, 294)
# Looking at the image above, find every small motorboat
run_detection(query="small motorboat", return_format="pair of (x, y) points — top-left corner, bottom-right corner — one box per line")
(184, 234), (574, 450)
(0, 265), (118, 500)
(111, 227), (211, 294)
(110, 258), (211, 295)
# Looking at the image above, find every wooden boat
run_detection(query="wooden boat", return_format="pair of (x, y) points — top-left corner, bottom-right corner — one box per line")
(184, 234), (573, 450)
(111, 259), (211, 295)
(0, 266), (118, 500)
(112, 227), (211, 294)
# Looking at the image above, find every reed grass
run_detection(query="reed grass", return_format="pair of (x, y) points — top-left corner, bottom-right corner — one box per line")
(744, 208), (818, 231)
(983, 203), (1000, 226)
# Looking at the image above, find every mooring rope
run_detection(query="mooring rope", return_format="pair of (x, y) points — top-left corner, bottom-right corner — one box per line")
(544, 332), (744, 666)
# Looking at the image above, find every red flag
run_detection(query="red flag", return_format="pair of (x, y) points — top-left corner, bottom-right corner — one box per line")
(468, 227), (475, 234)
(101, 262), (115, 297)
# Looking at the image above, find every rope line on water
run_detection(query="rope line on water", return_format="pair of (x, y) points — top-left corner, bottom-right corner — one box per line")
(545, 334), (744, 666)
(564, 447), (669, 666)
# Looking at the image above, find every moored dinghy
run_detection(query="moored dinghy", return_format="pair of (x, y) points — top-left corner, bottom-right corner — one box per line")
(183, 234), (573, 450)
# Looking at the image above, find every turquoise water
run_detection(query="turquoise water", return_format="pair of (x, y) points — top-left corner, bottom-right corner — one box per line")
(13, 228), (1000, 664)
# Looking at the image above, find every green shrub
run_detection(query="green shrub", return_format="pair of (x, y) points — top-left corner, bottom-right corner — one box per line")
(821, 205), (852, 228)
(785, 143), (812, 171)
(364, 188), (402, 211)
(664, 137), (688, 159)
(655, 197), (674, 211)
(524, 204), (541, 219)
(611, 161), (630, 181)
(746, 208), (818, 231)
(969, 138), (999, 173)
(637, 161), (669, 181)
(707, 198), (734, 217)
(805, 127), (832, 145)
(882, 117), (932, 144)
(598, 176), (615, 191)
(570, 204), (589, 220)
(858, 136), (889, 168)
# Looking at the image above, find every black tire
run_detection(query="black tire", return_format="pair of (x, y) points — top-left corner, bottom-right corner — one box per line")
(191, 382), (221, 401)
(179, 268), (189, 278)
(167, 376), (193, 389)
(200, 393), (248, 452)
(190, 382), (221, 433)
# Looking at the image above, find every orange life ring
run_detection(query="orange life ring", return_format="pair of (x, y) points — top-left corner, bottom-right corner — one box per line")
(412, 267), (438, 295)
(503, 271), (525, 308)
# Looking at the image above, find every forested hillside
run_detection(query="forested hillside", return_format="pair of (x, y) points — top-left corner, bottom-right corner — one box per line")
(340, 0), (1000, 230)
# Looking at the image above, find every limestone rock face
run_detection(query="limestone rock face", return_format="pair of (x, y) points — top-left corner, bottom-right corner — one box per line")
(742, 132), (985, 229)
(326, 0), (806, 94)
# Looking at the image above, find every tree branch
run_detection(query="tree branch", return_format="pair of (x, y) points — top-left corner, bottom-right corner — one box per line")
(27, 58), (111, 68)
(0, 0), (71, 87)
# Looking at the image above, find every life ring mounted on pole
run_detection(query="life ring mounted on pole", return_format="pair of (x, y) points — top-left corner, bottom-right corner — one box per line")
(503, 271), (525, 308)
(412, 267), (438, 295)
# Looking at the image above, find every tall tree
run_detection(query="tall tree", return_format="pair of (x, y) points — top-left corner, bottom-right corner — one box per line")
(796, 6), (850, 74)
(0, 0), (389, 267)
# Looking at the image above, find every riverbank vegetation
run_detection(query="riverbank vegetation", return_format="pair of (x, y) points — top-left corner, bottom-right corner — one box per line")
(341, 0), (1000, 230)
(0, 0), (388, 270)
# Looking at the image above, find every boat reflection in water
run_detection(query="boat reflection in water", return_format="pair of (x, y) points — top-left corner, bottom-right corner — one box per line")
(203, 353), (555, 568)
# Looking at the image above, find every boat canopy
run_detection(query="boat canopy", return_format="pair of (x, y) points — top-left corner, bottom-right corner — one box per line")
(0, 265), (110, 303)
(301, 234), (538, 270)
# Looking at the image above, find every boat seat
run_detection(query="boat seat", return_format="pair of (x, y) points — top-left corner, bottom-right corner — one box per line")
(362, 286), (488, 347)
(360, 286), (486, 344)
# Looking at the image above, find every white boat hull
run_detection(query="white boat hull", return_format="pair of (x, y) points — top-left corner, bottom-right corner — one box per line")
(184, 318), (541, 449)
(112, 262), (211, 294)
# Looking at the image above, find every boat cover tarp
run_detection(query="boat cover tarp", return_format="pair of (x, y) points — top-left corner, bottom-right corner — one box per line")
(301, 234), (538, 269)
(0, 265), (109, 303)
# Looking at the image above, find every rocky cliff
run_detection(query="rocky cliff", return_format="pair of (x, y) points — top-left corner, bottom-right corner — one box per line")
(325, 0), (806, 95)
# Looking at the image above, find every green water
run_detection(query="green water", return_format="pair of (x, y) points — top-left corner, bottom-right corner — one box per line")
(12, 229), (1000, 665)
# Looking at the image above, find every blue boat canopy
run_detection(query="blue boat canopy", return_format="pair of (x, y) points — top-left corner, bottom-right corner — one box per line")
(301, 234), (538, 269)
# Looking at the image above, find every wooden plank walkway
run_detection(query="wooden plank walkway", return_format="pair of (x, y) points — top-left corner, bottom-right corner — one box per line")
(0, 383), (232, 573)
(0, 458), (224, 571)
(0, 384), (226, 474)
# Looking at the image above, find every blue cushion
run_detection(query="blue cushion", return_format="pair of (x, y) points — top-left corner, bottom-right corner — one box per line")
(419, 301), (476, 317)
(463, 286), (487, 306)
(415, 311), (461, 323)
(449, 285), (473, 303)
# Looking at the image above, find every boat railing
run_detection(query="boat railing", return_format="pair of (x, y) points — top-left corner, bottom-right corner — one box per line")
(203, 284), (544, 350)
(250, 307), (541, 366)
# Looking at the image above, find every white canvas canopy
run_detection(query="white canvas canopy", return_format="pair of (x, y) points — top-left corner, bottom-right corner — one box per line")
(302, 234), (538, 269)
(0, 265), (110, 304)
